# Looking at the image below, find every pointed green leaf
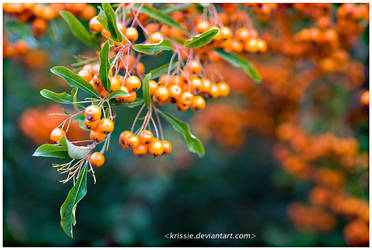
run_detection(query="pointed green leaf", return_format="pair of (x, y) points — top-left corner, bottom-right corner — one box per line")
(215, 49), (261, 83)
(142, 73), (151, 108)
(60, 11), (100, 50)
(40, 89), (72, 105)
(51, 66), (100, 98)
(99, 40), (111, 92)
(160, 4), (195, 14)
(97, 3), (125, 42)
(70, 87), (80, 111)
(60, 163), (88, 238)
(184, 28), (218, 48)
(157, 110), (205, 157)
(149, 62), (178, 79)
(33, 144), (70, 158)
(108, 89), (129, 99)
(132, 4), (186, 33)
(133, 38), (173, 55)
(110, 98), (144, 108)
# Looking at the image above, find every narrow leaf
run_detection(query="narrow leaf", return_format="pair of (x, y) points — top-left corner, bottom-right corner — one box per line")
(40, 89), (72, 105)
(184, 28), (218, 48)
(215, 49), (261, 83)
(132, 4), (186, 33)
(108, 89), (129, 99)
(160, 4), (195, 14)
(51, 66), (100, 98)
(33, 144), (70, 158)
(60, 11), (100, 50)
(99, 40), (111, 92)
(98, 3), (124, 42)
(66, 138), (91, 159)
(142, 73), (151, 108)
(149, 62), (178, 79)
(60, 163), (88, 238)
(110, 98), (144, 108)
(133, 38), (173, 55)
(70, 87), (80, 111)
(158, 110), (205, 157)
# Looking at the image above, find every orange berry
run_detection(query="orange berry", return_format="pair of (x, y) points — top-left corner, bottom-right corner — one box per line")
(177, 91), (193, 110)
(146, 23), (160, 33)
(110, 75), (124, 91)
(89, 152), (105, 167)
(244, 38), (258, 53)
(190, 78), (203, 95)
(121, 91), (137, 103)
(201, 79), (212, 94)
(136, 62), (145, 74)
(84, 118), (100, 130)
(160, 25), (170, 36)
(115, 86), (129, 102)
(236, 27), (251, 41)
(97, 118), (114, 134)
(125, 27), (139, 41)
(196, 20), (210, 33)
(138, 130), (154, 144)
(84, 105), (101, 121)
(42, 6), (56, 20)
(231, 39), (243, 53)
(149, 32), (163, 43)
(168, 84), (182, 103)
(220, 26), (232, 40)
(89, 16), (103, 32)
(149, 139), (164, 156)
(32, 18), (47, 36)
(159, 74), (171, 85)
(256, 38), (267, 53)
(126, 134), (140, 149)
(125, 75), (141, 92)
(171, 75), (183, 86)
(162, 140), (172, 155)
(153, 86), (169, 105)
(80, 4), (97, 20)
(89, 130), (106, 143)
(217, 82), (230, 97)
(15, 40), (28, 54)
(209, 84), (220, 98)
(119, 131), (133, 148)
(188, 60), (201, 74)
(78, 69), (92, 82)
(361, 90), (369, 106)
(149, 80), (159, 95)
(50, 127), (66, 143)
(191, 95), (206, 111)
(133, 144), (148, 156)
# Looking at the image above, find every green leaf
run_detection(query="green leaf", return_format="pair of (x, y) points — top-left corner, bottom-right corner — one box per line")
(108, 89), (129, 99)
(149, 62), (178, 80)
(51, 66), (100, 98)
(32, 144), (70, 158)
(97, 3), (124, 42)
(40, 89), (72, 105)
(70, 87), (80, 111)
(99, 40), (111, 92)
(60, 163), (88, 238)
(66, 138), (91, 159)
(60, 11), (100, 50)
(157, 110), (205, 157)
(132, 4), (186, 33)
(133, 38), (173, 55)
(110, 98), (144, 108)
(160, 4), (195, 14)
(142, 73), (151, 108)
(184, 28), (218, 48)
(215, 49), (261, 83)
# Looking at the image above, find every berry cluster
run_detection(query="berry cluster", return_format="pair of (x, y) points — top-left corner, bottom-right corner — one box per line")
(3, 3), (96, 36)
(84, 105), (114, 143)
(119, 130), (171, 156)
(3, 38), (28, 58)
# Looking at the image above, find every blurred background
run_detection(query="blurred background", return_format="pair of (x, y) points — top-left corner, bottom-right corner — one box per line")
(3, 3), (369, 247)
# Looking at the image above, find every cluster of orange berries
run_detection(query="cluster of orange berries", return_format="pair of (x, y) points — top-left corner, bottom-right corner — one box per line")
(337, 3), (369, 39)
(3, 38), (28, 58)
(287, 202), (337, 232)
(19, 105), (86, 144)
(83, 105), (114, 143)
(119, 130), (172, 156)
(3, 3), (96, 36)
(243, 3), (278, 21)
(149, 61), (230, 111)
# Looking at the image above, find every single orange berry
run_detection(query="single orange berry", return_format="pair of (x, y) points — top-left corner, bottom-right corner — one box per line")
(220, 26), (232, 40)
(139, 130), (154, 145)
(125, 75), (141, 92)
(217, 82), (230, 97)
(133, 144), (148, 156)
(84, 105), (101, 121)
(201, 79), (212, 94)
(162, 140), (172, 155)
(153, 86), (170, 105)
(177, 91), (193, 110)
(89, 152), (105, 167)
(126, 134), (140, 149)
(361, 90), (369, 106)
(191, 95), (206, 111)
(110, 75), (124, 91)
(125, 27), (139, 41)
(149, 32), (163, 43)
(191, 78), (203, 95)
(89, 16), (103, 32)
(149, 139), (164, 156)
(236, 27), (251, 41)
(97, 118), (114, 134)
(196, 20), (210, 33)
(50, 127), (66, 143)
(119, 131), (133, 148)
(90, 130), (106, 143)
(188, 60), (201, 74)
(149, 80), (159, 95)
(78, 69), (92, 82)
(168, 84), (182, 103)
(136, 62), (145, 74)
(84, 118), (100, 130)
(209, 84), (220, 98)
